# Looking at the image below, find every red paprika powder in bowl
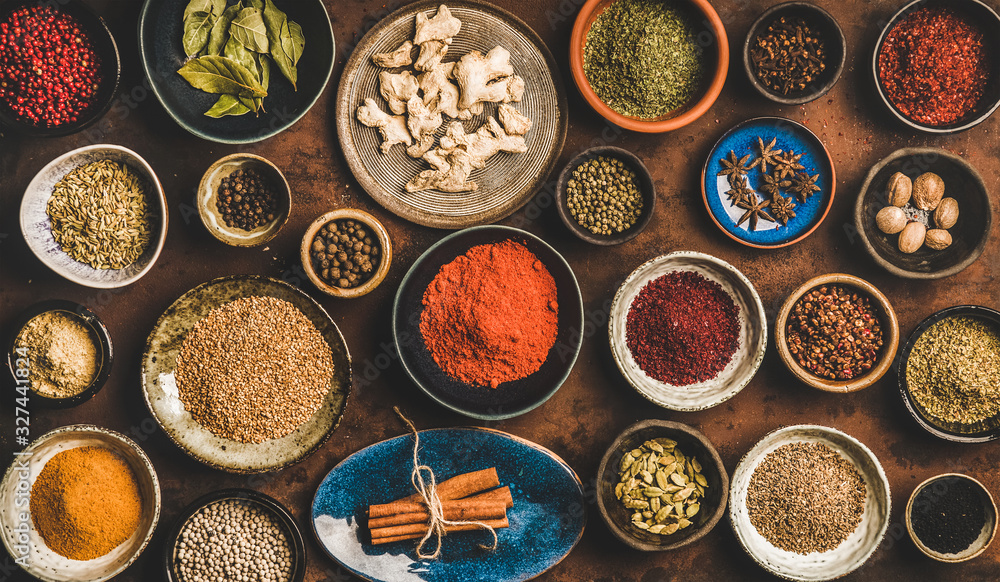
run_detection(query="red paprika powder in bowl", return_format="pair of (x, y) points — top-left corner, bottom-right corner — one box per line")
(393, 226), (584, 420)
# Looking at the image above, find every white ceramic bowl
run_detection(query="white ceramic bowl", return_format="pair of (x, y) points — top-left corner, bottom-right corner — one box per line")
(0, 424), (161, 582)
(609, 251), (766, 411)
(20, 144), (168, 288)
(729, 425), (891, 581)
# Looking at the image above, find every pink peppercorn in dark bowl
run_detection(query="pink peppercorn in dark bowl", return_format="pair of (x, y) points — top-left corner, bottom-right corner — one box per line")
(0, 0), (120, 137)
(775, 273), (900, 393)
(872, 0), (1000, 134)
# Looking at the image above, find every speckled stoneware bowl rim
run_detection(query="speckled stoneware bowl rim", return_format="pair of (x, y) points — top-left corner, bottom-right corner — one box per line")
(554, 146), (656, 246)
(0, 0), (121, 137)
(141, 274), (352, 473)
(895, 305), (1000, 442)
(300, 208), (393, 298)
(775, 273), (900, 393)
(608, 251), (767, 411)
(872, 0), (1000, 134)
(197, 153), (291, 247)
(595, 419), (729, 551)
(853, 147), (992, 279)
(392, 225), (583, 420)
(0, 424), (161, 582)
(569, 0), (729, 132)
(137, 0), (335, 144)
(905, 473), (998, 562)
(742, 2), (847, 105)
(701, 116), (836, 249)
(163, 488), (306, 582)
(5, 299), (113, 408)
(19, 144), (169, 289)
(728, 424), (891, 581)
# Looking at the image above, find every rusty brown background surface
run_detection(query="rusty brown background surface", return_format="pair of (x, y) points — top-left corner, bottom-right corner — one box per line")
(2, 0), (999, 580)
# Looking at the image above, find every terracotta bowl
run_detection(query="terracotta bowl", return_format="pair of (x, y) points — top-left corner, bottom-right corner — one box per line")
(854, 147), (991, 279)
(301, 209), (393, 298)
(197, 153), (291, 247)
(906, 473), (997, 562)
(596, 419), (729, 551)
(743, 2), (846, 105)
(775, 273), (899, 393)
(569, 0), (728, 132)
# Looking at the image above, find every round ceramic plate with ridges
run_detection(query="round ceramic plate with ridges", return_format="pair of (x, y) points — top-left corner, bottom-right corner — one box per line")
(336, 0), (568, 229)
(702, 117), (835, 248)
(312, 427), (585, 582)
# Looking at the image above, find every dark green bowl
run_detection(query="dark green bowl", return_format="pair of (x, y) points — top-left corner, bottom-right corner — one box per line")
(138, 0), (334, 144)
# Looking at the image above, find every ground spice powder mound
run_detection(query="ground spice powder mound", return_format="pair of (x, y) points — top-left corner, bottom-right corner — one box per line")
(30, 446), (143, 561)
(420, 240), (558, 389)
(16, 310), (98, 398)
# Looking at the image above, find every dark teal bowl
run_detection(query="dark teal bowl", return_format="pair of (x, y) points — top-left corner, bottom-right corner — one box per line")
(393, 226), (584, 420)
(138, 0), (334, 144)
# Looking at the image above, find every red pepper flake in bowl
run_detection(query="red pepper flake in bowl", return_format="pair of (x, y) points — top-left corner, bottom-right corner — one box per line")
(786, 285), (884, 381)
(0, 5), (104, 128)
(625, 271), (741, 386)
(877, 6), (991, 127)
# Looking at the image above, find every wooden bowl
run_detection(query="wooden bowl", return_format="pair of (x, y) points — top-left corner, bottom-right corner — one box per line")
(743, 2), (846, 105)
(596, 419), (729, 551)
(301, 209), (392, 298)
(775, 273), (899, 392)
(906, 473), (997, 562)
(569, 0), (728, 132)
(197, 154), (291, 247)
(555, 146), (656, 245)
(854, 147), (991, 279)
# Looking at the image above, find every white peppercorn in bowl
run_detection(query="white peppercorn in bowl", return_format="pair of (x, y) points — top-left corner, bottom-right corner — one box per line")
(729, 425), (891, 581)
(164, 488), (305, 582)
(197, 153), (291, 247)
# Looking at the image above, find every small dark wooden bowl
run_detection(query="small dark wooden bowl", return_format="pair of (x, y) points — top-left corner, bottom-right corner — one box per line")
(854, 148), (991, 279)
(906, 473), (998, 562)
(0, 0), (121, 137)
(743, 2), (846, 105)
(897, 305), (1000, 442)
(873, 0), (1000, 134)
(596, 419), (729, 551)
(776, 273), (899, 393)
(555, 147), (656, 245)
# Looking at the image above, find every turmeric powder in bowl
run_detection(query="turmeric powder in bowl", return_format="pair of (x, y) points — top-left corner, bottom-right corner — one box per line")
(30, 446), (143, 561)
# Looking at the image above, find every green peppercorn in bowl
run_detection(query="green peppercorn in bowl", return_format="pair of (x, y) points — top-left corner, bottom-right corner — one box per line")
(556, 147), (656, 245)
(897, 305), (1000, 442)
(197, 153), (291, 247)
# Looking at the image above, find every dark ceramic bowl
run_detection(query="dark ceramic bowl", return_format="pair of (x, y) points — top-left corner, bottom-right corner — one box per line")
(555, 147), (656, 245)
(138, 0), (334, 144)
(897, 305), (1000, 443)
(393, 226), (583, 420)
(743, 2), (846, 105)
(0, 0), (121, 137)
(906, 473), (997, 562)
(596, 419), (729, 551)
(873, 0), (1000, 133)
(164, 488), (305, 582)
(6, 300), (113, 408)
(854, 148), (991, 279)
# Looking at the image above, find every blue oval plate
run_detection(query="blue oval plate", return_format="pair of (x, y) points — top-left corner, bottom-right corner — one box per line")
(138, 0), (334, 144)
(701, 117), (835, 248)
(312, 427), (586, 582)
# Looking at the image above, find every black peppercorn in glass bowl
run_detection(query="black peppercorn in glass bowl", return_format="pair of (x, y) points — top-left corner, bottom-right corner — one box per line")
(905, 473), (998, 562)
(0, 0), (121, 137)
(872, 0), (1000, 134)
(896, 305), (1000, 443)
(6, 299), (113, 408)
(742, 2), (846, 105)
(197, 154), (292, 247)
(163, 488), (306, 582)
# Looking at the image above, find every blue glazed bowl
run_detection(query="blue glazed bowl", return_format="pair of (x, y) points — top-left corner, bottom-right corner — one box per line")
(138, 0), (334, 144)
(702, 117), (835, 248)
(311, 427), (586, 582)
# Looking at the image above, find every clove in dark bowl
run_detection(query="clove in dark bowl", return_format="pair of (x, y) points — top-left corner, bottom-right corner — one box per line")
(743, 2), (846, 105)
(872, 0), (1000, 134)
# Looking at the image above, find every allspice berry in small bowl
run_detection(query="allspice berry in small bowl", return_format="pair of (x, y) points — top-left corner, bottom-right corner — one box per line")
(887, 171), (912, 206)
(876, 206), (906, 234)
(934, 197), (960, 229)
(301, 209), (393, 298)
(925, 229), (953, 250)
(898, 221), (926, 254)
(912, 172), (945, 211)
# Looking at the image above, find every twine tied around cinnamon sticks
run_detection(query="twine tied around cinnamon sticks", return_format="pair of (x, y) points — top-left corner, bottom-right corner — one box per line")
(392, 407), (499, 560)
